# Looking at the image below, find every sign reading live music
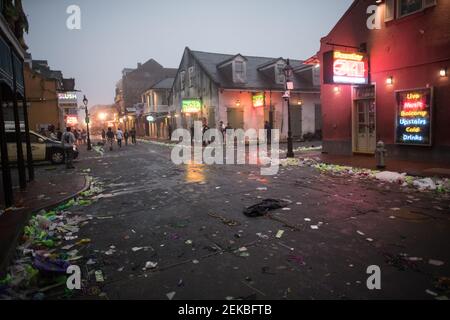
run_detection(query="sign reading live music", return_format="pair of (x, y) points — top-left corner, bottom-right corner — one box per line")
(323, 50), (369, 85)
(395, 88), (433, 146)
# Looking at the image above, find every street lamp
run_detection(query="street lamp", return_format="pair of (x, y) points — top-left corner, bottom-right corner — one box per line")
(283, 59), (295, 158)
(83, 95), (92, 151)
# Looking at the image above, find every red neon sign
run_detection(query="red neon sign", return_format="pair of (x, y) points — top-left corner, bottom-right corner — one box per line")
(323, 50), (369, 85)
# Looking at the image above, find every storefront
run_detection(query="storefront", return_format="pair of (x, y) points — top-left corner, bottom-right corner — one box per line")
(58, 92), (78, 129)
(180, 98), (202, 130)
(319, 0), (450, 163)
(0, 7), (33, 207)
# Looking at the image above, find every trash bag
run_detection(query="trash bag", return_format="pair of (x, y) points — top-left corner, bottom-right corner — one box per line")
(243, 199), (287, 217)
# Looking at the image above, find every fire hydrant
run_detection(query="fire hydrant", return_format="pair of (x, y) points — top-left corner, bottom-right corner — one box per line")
(375, 141), (387, 169)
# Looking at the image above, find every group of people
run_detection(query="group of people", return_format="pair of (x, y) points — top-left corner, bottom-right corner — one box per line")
(195, 119), (272, 144)
(101, 127), (137, 151)
(40, 126), (87, 145)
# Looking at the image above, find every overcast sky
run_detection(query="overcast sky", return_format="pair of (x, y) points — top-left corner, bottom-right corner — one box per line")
(23, 0), (353, 106)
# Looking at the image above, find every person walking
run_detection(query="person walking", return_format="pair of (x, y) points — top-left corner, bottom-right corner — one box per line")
(124, 130), (129, 146)
(130, 128), (137, 145)
(106, 127), (115, 151)
(73, 129), (79, 145)
(61, 127), (76, 169)
(56, 128), (63, 141)
(77, 129), (83, 145)
(116, 128), (124, 148)
(101, 129), (106, 144)
(81, 129), (87, 145)
(202, 118), (210, 146)
(264, 121), (272, 145)
(219, 121), (225, 141)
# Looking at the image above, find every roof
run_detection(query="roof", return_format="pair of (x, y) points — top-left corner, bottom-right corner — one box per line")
(189, 49), (316, 91)
(150, 77), (174, 90)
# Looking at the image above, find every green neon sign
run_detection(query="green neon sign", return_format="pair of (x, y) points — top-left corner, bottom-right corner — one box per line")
(182, 99), (202, 113)
(252, 93), (264, 107)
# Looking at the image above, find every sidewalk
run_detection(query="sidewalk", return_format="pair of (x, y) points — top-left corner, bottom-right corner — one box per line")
(138, 136), (450, 178)
(0, 166), (89, 275)
(307, 152), (450, 178)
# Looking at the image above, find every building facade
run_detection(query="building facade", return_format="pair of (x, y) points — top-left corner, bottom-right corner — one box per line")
(24, 63), (59, 132)
(319, 0), (450, 162)
(114, 60), (176, 134)
(142, 77), (174, 139)
(31, 60), (77, 130)
(171, 47), (321, 140)
(0, 0), (33, 207)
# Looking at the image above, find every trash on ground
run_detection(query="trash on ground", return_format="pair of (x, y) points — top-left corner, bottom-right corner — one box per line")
(145, 261), (158, 269)
(95, 270), (105, 282)
(166, 291), (176, 300)
(375, 171), (407, 183)
(429, 259), (445, 266)
(243, 199), (288, 217)
(275, 230), (285, 239)
(413, 178), (437, 191)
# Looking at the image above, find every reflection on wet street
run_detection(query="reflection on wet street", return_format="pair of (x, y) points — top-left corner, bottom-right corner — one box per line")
(185, 162), (206, 184)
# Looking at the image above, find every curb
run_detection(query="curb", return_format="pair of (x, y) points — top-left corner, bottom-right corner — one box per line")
(0, 174), (91, 277)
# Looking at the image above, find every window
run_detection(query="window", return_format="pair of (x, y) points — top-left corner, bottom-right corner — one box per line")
(180, 71), (185, 90)
(276, 63), (286, 84)
(234, 60), (246, 83)
(397, 0), (437, 19)
(188, 66), (194, 87)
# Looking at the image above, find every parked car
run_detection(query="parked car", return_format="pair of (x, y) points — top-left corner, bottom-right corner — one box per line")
(1, 130), (79, 165)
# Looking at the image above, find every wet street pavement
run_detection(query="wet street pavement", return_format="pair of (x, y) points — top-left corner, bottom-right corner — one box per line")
(57, 140), (450, 300)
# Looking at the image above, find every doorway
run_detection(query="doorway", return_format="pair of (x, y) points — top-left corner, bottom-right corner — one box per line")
(227, 108), (244, 129)
(353, 85), (376, 154)
(290, 105), (303, 138)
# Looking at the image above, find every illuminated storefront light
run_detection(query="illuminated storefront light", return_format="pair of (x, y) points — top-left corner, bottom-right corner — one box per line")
(182, 99), (202, 113)
(395, 88), (433, 146)
(252, 93), (264, 107)
(323, 50), (369, 85)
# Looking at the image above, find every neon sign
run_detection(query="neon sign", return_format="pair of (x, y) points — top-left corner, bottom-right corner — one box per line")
(252, 93), (264, 108)
(58, 92), (77, 100)
(182, 99), (202, 113)
(66, 115), (78, 125)
(323, 50), (369, 85)
(395, 88), (433, 146)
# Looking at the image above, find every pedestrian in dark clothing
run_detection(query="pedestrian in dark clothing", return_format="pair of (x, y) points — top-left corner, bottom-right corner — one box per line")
(202, 118), (209, 146)
(130, 128), (137, 144)
(124, 130), (129, 146)
(61, 127), (76, 169)
(101, 129), (106, 144)
(264, 121), (272, 145)
(56, 128), (62, 141)
(106, 127), (115, 151)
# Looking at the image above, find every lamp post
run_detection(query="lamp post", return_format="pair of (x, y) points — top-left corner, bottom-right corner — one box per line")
(283, 59), (295, 158)
(83, 95), (92, 151)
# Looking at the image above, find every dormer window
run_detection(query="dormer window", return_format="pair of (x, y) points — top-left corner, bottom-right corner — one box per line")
(276, 63), (286, 84)
(234, 60), (247, 83)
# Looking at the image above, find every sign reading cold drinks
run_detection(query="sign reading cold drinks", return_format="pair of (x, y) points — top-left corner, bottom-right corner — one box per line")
(395, 88), (433, 146)
(323, 50), (369, 85)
